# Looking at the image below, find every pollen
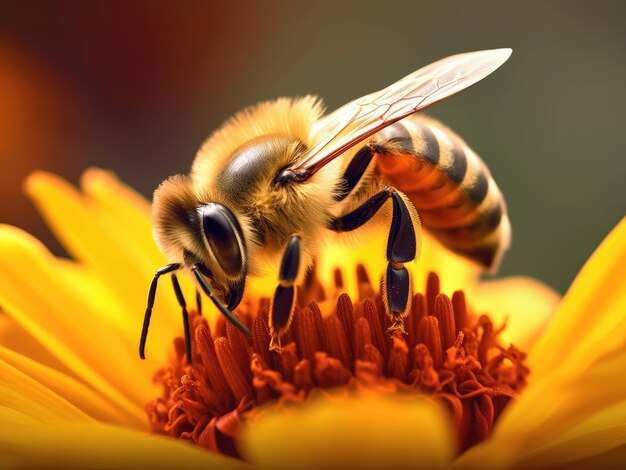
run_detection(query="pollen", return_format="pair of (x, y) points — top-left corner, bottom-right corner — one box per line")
(146, 270), (529, 457)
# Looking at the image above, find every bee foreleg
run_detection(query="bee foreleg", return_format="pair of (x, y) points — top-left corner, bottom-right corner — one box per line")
(329, 188), (419, 335)
(139, 263), (181, 360)
(171, 274), (192, 365)
(269, 235), (301, 351)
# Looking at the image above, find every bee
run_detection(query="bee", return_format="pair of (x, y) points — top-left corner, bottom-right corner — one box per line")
(139, 48), (512, 361)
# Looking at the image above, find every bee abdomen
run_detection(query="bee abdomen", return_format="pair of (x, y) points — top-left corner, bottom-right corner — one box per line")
(375, 115), (510, 270)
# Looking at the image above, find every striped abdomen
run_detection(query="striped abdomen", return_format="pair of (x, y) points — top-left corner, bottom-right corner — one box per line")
(374, 115), (510, 270)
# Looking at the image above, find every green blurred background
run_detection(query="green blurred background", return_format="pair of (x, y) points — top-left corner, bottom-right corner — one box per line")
(0, 0), (624, 293)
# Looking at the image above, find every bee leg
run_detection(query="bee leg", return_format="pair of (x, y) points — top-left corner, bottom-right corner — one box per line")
(384, 191), (418, 335)
(329, 188), (419, 335)
(334, 143), (376, 202)
(269, 235), (301, 351)
(139, 263), (181, 360)
(171, 274), (192, 364)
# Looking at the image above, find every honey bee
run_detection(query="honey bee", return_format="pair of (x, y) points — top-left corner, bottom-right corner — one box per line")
(139, 48), (512, 361)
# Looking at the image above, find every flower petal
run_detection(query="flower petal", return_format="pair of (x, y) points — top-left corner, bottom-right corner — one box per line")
(0, 345), (136, 426)
(458, 217), (626, 468)
(0, 311), (69, 373)
(516, 399), (626, 468)
(531, 216), (626, 376)
(0, 352), (246, 468)
(469, 276), (560, 350)
(24, 171), (182, 336)
(24, 170), (211, 354)
(241, 392), (455, 469)
(0, 419), (249, 469)
(0, 224), (151, 424)
(0, 357), (89, 423)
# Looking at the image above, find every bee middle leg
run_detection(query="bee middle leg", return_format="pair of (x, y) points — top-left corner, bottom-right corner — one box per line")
(330, 187), (419, 335)
(269, 235), (301, 351)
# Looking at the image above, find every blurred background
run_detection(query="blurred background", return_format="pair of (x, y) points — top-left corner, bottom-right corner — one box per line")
(0, 0), (624, 294)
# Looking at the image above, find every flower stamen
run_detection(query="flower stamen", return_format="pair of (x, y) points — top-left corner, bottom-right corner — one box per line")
(148, 270), (530, 456)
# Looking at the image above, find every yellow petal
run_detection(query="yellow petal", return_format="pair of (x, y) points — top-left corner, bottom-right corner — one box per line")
(460, 343), (626, 468)
(0, 311), (70, 373)
(0, 225), (150, 424)
(469, 276), (560, 350)
(0, 419), (249, 470)
(516, 399), (626, 468)
(418, 233), (481, 294)
(458, 217), (626, 468)
(0, 353), (243, 468)
(24, 171), (181, 337)
(81, 168), (197, 300)
(241, 392), (455, 469)
(0, 357), (90, 423)
(532, 444), (626, 470)
(530, 216), (626, 376)
(24, 170), (211, 353)
(0, 346), (137, 427)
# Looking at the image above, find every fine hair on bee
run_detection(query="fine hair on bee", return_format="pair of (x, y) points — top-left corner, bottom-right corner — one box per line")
(139, 48), (513, 362)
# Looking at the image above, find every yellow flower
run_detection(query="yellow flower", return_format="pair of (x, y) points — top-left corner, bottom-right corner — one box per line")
(0, 168), (623, 469)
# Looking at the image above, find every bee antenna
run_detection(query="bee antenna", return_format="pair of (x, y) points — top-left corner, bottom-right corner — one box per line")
(139, 263), (181, 360)
(192, 264), (252, 337)
(171, 273), (192, 365)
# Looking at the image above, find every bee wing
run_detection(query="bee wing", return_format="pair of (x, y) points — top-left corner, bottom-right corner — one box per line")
(289, 48), (511, 179)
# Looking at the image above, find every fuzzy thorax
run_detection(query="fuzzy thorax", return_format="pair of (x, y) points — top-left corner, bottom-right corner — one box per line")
(152, 97), (342, 283)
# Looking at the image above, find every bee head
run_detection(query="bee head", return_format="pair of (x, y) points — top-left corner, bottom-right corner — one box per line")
(152, 174), (247, 308)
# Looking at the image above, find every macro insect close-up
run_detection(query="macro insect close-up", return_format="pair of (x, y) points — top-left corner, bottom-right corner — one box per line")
(139, 49), (512, 362)
(1, 2), (625, 469)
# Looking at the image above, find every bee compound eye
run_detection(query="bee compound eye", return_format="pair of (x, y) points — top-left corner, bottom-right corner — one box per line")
(199, 203), (243, 277)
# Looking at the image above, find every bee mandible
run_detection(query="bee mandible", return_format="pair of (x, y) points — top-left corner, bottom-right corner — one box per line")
(139, 48), (512, 361)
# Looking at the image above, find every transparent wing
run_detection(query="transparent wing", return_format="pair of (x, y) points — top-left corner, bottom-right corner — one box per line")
(289, 48), (512, 179)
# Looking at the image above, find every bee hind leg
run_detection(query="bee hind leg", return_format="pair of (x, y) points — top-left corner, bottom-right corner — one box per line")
(384, 191), (419, 335)
(329, 188), (419, 336)
(269, 235), (301, 351)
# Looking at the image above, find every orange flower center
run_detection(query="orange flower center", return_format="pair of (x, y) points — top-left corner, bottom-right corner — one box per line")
(147, 270), (529, 457)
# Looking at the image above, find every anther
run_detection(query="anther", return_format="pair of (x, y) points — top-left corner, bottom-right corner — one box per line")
(293, 306), (323, 363)
(408, 293), (426, 347)
(433, 293), (457, 349)
(452, 290), (467, 331)
(421, 315), (444, 369)
(214, 337), (253, 403)
(426, 271), (440, 314)
(336, 294), (355, 354)
(195, 324), (233, 408)
(252, 316), (271, 365)
(353, 316), (373, 361)
(362, 298), (388, 362)
(324, 315), (352, 368)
